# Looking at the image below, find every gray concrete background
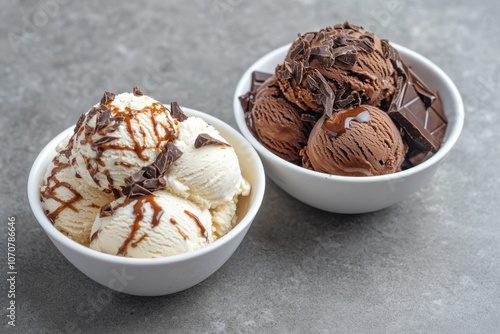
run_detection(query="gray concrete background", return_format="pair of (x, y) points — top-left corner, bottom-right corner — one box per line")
(1, 0), (499, 333)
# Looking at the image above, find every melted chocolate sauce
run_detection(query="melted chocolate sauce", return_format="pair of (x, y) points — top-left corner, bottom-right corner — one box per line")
(323, 106), (371, 137)
(116, 196), (164, 256)
(79, 99), (176, 193)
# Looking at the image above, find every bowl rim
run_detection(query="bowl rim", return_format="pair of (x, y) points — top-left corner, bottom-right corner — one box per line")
(233, 43), (464, 183)
(27, 107), (266, 265)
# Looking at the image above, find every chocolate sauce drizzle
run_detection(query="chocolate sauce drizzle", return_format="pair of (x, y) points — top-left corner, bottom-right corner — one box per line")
(323, 106), (371, 138)
(75, 90), (177, 194)
(114, 195), (164, 256)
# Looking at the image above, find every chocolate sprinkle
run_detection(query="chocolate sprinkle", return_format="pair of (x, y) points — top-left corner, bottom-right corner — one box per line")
(133, 86), (144, 96)
(170, 101), (188, 122)
(194, 133), (230, 149)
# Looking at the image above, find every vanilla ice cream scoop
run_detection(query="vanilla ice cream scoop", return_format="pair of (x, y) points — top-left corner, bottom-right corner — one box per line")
(166, 117), (251, 209)
(71, 90), (178, 195)
(40, 139), (114, 246)
(90, 190), (213, 258)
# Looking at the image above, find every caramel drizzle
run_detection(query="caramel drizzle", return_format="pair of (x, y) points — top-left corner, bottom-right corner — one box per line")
(170, 218), (188, 240)
(184, 210), (208, 241)
(42, 158), (83, 224)
(131, 233), (149, 248)
(116, 196), (164, 256)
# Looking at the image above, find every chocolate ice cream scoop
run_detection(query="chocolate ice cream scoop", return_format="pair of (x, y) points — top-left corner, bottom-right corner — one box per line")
(276, 22), (396, 116)
(247, 76), (310, 163)
(301, 105), (407, 176)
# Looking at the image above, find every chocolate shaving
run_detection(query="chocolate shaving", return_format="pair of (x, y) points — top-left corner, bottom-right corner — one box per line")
(92, 136), (118, 146)
(122, 143), (183, 198)
(124, 169), (146, 186)
(95, 107), (111, 132)
(164, 142), (183, 166)
(293, 62), (304, 84)
(170, 101), (188, 121)
(100, 203), (113, 218)
(290, 39), (306, 59)
(142, 178), (166, 189)
(74, 113), (86, 133)
(194, 133), (230, 148)
(127, 183), (154, 198)
(310, 45), (332, 57)
(357, 39), (374, 53)
(87, 107), (98, 119)
(100, 92), (115, 106)
(336, 53), (357, 66)
(301, 114), (318, 123)
(133, 86), (144, 96)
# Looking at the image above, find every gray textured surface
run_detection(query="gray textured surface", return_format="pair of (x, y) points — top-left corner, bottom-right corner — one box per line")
(1, 0), (499, 333)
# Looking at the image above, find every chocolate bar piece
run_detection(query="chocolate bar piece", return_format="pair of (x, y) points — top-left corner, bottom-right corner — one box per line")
(251, 71), (273, 92)
(239, 71), (273, 113)
(388, 71), (447, 153)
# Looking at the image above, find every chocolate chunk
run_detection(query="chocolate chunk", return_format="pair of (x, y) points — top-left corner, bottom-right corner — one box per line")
(194, 133), (230, 149)
(409, 69), (436, 108)
(389, 73), (447, 152)
(124, 169), (146, 186)
(95, 107), (111, 132)
(239, 71), (273, 113)
(87, 107), (98, 119)
(357, 38), (374, 53)
(336, 53), (357, 66)
(165, 142), (183, 165)
(310, 45), (332, 57)
(133, 86), (144, 96)
(122, 142), (183, 197)
(290, 39), (306, 59)
(142, 178), (166, 190)
(239, 92), (254, 113)
(170, 101), (188, 122)
(100, 91), (115, 106)
(74, 113), (86, 133)
(100, 203), (113, 218)
(127, 183), (154, 198)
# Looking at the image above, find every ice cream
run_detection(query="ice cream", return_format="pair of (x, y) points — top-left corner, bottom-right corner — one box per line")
(275, 22), (396, 116)
(40, 140), (114, 246)
(41, 88), (251, 257)
(301, 105), (407, 176)
(249, 76), (311, 163)
(70, 89), (178, 196)
(166, 116), (250, 209)
(90, 191), (213, 257)
(240, 21), (447, 176)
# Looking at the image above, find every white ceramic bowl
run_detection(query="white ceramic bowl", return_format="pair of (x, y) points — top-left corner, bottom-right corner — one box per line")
(234, 43), (464, 214)
(28, 108), (265, 296)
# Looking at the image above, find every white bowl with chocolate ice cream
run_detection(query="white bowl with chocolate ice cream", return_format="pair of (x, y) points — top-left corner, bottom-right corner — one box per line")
(28, 89), (265, 296)
(234, 22), (464, 213)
